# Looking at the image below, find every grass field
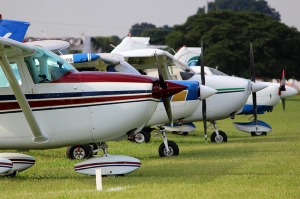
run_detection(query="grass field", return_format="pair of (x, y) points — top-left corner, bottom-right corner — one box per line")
(1, 95), (300, 199)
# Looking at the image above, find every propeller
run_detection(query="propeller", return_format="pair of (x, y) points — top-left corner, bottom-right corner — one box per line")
(196, 41), (208, 143)
(154, 51), (173, 127)
(250, 43), (258, 128)
(278, 69), (286, 111)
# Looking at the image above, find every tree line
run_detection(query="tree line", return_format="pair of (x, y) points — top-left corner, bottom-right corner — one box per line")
(92, 0), (300, 80)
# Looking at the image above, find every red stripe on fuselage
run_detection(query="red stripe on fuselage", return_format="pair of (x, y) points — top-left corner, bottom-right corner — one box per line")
(0, 94), (153, 111)
(51, 70), (157, 83)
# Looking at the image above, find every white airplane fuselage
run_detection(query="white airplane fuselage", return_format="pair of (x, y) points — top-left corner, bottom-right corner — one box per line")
(0, 39), (188, 150)
(183, 75), (251, 122)
(0, 72), (157, 149)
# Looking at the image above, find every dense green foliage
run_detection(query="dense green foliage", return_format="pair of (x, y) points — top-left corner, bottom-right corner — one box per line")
(92, 36), (121, 53)
(129, 23), (172, 45)
(197, 0), (281, 21)
(166, 11), (300, 79)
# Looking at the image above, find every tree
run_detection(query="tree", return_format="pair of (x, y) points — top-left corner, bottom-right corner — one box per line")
(92, 36), (121, 53)
(140, 25), (172, 45)
(165, 11), (300, 79)
(129, 23), (157, 37)
(207, 0), (281, 21)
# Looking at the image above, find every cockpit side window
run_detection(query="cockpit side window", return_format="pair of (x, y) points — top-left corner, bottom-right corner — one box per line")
(24, 47), (76, 83)
(0, 62), (22, 87)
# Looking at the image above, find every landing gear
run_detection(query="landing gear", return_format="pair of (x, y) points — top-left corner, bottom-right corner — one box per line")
(155, 126), (179, 157)
(251, 131), (267, 136)
(158, 141), (179, 157)
(133, 130), (151, 143)
(66, 143), (98, 160)
(209, 121), (228, 143)
(2, 171), (17, 177)
(172, 131), (189, 136)
(211, 131), (227, 142)
(129, 127), (154, 143)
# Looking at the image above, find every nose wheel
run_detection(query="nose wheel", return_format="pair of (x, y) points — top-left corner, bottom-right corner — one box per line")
(209, 121), (228, 143)
(155, 126), (179, 157)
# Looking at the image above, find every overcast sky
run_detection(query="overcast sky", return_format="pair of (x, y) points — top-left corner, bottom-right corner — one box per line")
(1, 0), (299, 38)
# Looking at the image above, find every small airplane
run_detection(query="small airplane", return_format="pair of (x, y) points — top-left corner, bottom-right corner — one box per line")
(60, 52), (216, 158)
(174, 46), (298, 136)
(109, 36), (268, 143)
(0, 34), (192, 177)
(0, 16), (216, 159)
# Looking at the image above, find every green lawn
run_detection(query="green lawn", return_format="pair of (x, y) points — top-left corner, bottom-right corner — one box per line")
(1, 95), (300, 199)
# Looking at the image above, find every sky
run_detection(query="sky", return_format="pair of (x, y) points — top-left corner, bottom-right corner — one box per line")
(1, 0), (299, 39)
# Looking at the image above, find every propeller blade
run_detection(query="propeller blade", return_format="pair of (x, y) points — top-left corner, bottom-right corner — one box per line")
(250, 43), (255, 83)
(200, 41), (205, 85)
(163, 98), (173, 127)
(278, 69), (286, 95)
(202, 99), (207, 143)
(200, 41), (207, 142)
(250, 43), (257, 127)
(252, 92), (257, 126)
(282, 98), (286, 112)
(154, 51), (167, 90)
(154, 51), (173, 126)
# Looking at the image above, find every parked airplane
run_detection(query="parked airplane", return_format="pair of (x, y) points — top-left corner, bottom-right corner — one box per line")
(0, 36), (191, 177)
(60, 52), (216, 158)
(110, 36), (267, 143)
(0, 17), (216, 159)
(175, 46), (298, 136)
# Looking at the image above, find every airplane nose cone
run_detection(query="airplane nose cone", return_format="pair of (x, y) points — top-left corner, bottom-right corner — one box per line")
(280, 86), (298, 99)
(199, 85), (217, 100)
(152, 80), (188, 99)
(251, 81), (268, 93)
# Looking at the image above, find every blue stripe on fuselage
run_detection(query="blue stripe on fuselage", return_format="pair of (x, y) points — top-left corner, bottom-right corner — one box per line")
(0, 90), (151, 101)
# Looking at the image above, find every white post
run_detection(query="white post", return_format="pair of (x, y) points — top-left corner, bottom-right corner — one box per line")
(96, 169), (102, 191)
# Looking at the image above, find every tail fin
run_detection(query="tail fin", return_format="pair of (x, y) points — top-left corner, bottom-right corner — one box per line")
(111, 36), (150, 53)
(0, 15), (30, 42)
(174, 46), (201, 66)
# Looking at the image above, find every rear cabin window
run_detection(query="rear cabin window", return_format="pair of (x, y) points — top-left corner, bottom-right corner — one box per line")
(0, 62), (22, 87)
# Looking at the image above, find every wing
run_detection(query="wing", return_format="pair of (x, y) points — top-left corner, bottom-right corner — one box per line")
(26, 39), (70, 51)
(111, 36), (150, 54)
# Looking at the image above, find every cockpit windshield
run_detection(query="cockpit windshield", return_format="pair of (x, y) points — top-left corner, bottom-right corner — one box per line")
(114, 59), (140, 75)
(24, 47), (76, 83)
(208, 67), (228, 76)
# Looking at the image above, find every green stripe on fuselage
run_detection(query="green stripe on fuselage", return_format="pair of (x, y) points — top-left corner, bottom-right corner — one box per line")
(216, 88), (245, 93)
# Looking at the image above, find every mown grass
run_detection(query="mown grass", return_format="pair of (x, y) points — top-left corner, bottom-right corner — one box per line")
(1, 96), (300, 199)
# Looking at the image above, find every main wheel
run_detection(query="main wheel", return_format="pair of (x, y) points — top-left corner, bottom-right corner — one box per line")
(210, 131), (227, 143)
(251, 131), (267, 136)
(158, 141), (179, 157)
(66, 145), (93, 160)
(2, 171), (17, 177)
(134, 131), (151, 143)
(172, 131), (188, 136)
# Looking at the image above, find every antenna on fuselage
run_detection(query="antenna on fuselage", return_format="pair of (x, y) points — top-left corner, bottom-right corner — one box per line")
(42, 31), (63, 55)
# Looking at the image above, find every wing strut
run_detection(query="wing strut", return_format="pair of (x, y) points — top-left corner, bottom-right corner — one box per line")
(0, 45), (50, 144)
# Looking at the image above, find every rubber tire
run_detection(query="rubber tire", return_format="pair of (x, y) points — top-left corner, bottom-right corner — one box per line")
(66, 145), (92, 160)
(2, 171), (17, 177)
(210, 131), (228, 143)
(134, 131), (151, 143)
(172, 131), (188, 136)
(251, 131), (267, 136)
(158, 140), (179, 157)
